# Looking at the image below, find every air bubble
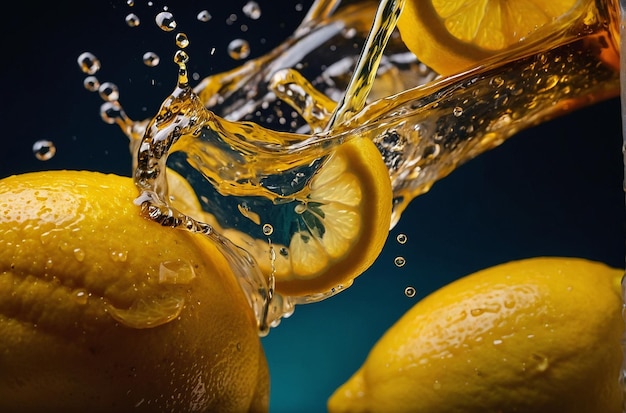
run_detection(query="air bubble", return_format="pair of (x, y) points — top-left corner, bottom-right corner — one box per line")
(453, 106), (463, 117)
(143, 51), (160, 67)
(155, 11), (177, 31)
(242, 1), (261, 19)
(394, 256), (406, 267)
(227, 39), (250, 60)
(32, 140), (56, 161)
(77, 52), (101, 75)
(197, 10), (212, 22)
(396, 233), (407, 244)
(262, 223), (274, 236)
(404, 286), (416, 298)
(125, 13), (140, 27)
(175, 33), (189, 48)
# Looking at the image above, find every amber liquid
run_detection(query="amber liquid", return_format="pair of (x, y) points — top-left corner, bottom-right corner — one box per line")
(80, 0), (621, 333)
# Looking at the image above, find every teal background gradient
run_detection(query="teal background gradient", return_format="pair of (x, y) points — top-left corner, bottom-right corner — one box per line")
(1, 1), (624, 412)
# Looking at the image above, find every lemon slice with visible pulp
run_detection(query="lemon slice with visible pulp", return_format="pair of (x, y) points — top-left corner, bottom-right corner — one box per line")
(398, 0), (583, 75)
(171, 137), (393, 298)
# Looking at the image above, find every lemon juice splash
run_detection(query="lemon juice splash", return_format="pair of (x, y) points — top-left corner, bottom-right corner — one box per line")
(80, 0), (621, 331)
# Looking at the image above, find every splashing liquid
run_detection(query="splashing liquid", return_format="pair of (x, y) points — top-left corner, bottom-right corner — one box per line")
(80, 0), (620, 332)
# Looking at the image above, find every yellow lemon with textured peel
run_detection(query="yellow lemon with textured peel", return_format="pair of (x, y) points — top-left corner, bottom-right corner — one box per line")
(328, 257), (623, 413)
(0, 170), (268, 413)
(195, 137), (393, 298)
(397, 0), (585, 75)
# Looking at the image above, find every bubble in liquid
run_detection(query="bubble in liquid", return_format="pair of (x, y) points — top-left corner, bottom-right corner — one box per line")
(262, 223), (274, 236)
(404, 286), (416, 298)
(98, 82), (119, 102)
(394, 256), (406, 267)
(197, 10), (212, 22)
(396, 233), (407, 244)
(242, 1), (261, 19)
(142, 51), (160, 67)
(453, 106), (463, 117)
(227, 38), (250, 60)
(32, 140), (56, 161)
(125, 13), (140, 27)
(175, 33), (189, 48)
(155, 11), (177, 31)
(83, 76), (100, 92)
(77, 52), (101, 75)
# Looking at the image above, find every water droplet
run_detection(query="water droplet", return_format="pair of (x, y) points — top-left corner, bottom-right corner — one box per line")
(453, 106), (463, 117)
(227, 39), (250, 60)
(404, 286), (416, 297)
(126, 0), (134, 6)
(394, 256), (406, 267)
(142, 51), (160, 67)
(74, 289), (89, 305)
(197, 10), (212, 22)
(100, 101), (125, 125)
(175, 33), (189, 48)
(493, 339), (503, 346)
(98, 82), (119, 102)
(83, 76), (100, 92)
(262, 223), (274, 236)
(531, 353), (550, 372)
(110, 250), (128, 262)
(155, 11), (176, 32)
(174, 49), (189, 65)
(32, 140), (56, 161)
(396, 233), (407, 244)
(73, 248), (85, 262)
(242, 1), (261, 19)
(159, 259), (196, 284)
(77, 52), (101, 75)
(125, 13), (140, 27)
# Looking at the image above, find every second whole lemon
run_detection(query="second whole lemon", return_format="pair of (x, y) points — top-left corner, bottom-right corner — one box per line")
(328, 257), (624, 413)
(0, 170), (268, 413)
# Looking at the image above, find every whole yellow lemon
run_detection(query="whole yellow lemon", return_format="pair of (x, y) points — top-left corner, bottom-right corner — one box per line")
(0, 170), (268, 412)
(328, 257), (624, 413)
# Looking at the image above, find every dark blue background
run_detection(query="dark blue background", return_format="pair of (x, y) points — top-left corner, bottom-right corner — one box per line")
(1, 2), (624, 412)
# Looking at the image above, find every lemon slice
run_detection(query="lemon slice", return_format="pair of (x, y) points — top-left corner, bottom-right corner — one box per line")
(398, 0), (582, 75)
(187, 137), (392, 298)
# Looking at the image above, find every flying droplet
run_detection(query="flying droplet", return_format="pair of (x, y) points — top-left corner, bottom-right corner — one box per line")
(32, 140), (56, 161)
(404, 286), (416, 298)
(242, 1), (261, 19)
(227, 38), (250, 60)
(98, 82), (120, 102)
(394, 256), (406, 267)
(125, 13), (140, 27)
(83, 76), (100, 92)
(155, 11), (177, 31)
(175, 33), (189, 48)
(396, 233), (407, 244)
(77, 52), (101, 75)
(262, 223), (274, 236)
(142, 51), (160, 67)
(197, 10), (212, 22)
(453, 106), (463, 117)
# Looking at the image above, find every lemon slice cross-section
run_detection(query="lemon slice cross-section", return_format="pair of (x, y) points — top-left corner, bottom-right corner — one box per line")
(180, 137), (392, 298)
(398, 0), (584, 75)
